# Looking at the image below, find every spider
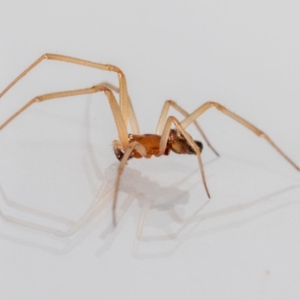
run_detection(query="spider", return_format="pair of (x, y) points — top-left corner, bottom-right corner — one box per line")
(0, 54), (299, 226)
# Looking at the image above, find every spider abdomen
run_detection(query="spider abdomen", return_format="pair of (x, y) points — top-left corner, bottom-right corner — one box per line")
(168, 129), (203, 155)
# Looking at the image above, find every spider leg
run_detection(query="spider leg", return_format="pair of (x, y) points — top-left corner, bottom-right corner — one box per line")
(112, 141), (146, 226)
(159, 116), (210, 199)
(0, 85), (129, 148)
(180, 101), (300, 171)
(97, 82), (139, 134)
(0, 54), (140, 134)
(156, 99), (220, 156)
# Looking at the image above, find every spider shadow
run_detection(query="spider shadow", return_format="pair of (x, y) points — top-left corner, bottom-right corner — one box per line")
(1, 152), (299, 257)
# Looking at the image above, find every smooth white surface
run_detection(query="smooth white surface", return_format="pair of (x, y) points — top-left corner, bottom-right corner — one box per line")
(0, 1), (300, 299)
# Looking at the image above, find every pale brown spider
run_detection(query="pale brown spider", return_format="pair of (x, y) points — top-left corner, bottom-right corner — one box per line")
(0, 54), (299, 226)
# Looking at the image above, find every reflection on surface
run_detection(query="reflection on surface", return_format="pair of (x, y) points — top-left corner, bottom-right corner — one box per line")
(0, 161), (299, 258)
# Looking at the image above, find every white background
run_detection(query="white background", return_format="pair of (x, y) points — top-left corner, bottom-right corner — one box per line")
(0, 1), (300, 299)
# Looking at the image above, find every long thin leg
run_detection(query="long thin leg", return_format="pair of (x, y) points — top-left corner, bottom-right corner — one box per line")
(98, 82), (139, 135)
(159, 115), (210, 199)
(156, 99), (220, 156)
(112, 141), (146, 226)
(0, 54), (140, 134)
(180, 101), (300, 171)
(0, 84), (129, 148)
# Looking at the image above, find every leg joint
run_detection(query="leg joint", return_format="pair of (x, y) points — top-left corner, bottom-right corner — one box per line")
(166, 99), (176, 105)
(205, 101), (223, 110)
(105, 64), (124, 75)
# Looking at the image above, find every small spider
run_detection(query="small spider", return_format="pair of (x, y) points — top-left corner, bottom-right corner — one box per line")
(0, 54), (299, 226)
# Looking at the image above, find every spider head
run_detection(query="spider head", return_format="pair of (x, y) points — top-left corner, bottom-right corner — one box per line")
(113, 147), (133, 161)
(114, 148), (125, 161)
(113, 140), (133, 161)
(168, 129), (203, 155)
